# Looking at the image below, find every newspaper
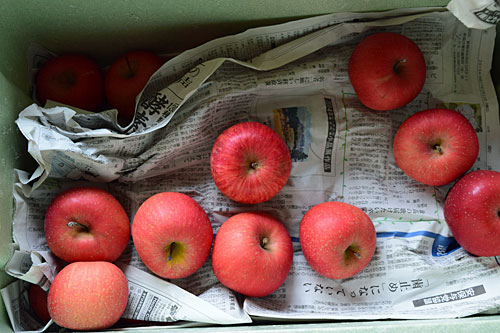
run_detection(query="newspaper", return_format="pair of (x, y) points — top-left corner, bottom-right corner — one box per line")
(4, 6), (500, 331)
(448, 0), (500, 29)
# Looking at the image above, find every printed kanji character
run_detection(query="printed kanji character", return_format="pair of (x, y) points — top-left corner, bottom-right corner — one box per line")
(176, 76), (192, 88)
(466, 288), (475, 297)
(141, 92), (169, 116)
(170, 304), (179, 316)
(411, 279), (424, 289)
(131, 110), (149, 131)
(303, 282), (312, 292)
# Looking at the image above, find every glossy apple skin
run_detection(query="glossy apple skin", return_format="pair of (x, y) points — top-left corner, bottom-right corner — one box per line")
(210, 122), (292, 204)
(393, 108), (479, 186)
(44, 187), (131, 262)
(444, 170), (500, 256)
(48, 261), (128, 330)
(132, 192), (213, 279)
(36, 54), (105, 111)
(28, 284), (51, 323)
(348, 32), (426, 111)
(211, 212), (293, 297)
(105, 50), (164, 122)
(299, 201), (376, 279)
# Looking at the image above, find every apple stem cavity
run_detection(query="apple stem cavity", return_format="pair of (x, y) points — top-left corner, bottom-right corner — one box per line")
(250, 161), (259, 170)
(60, 71), (76, 86)
(393, 58), (407, 74)
(67, 221), (89, 233)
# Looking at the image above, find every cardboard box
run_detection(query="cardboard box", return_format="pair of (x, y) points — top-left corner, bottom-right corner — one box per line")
(1, 0), (500, 331)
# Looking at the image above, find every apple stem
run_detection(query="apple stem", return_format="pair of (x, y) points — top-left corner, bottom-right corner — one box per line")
(260, 237), (269, 250)
(168, 242), (176, 261)
(67, 221), (89, 232)
(347, 247), (362, 259)
(433, 144), (443, 154)
(250, 162), (259, 170)
(393, 58), (407, 74)
(125, 56), (134, 78)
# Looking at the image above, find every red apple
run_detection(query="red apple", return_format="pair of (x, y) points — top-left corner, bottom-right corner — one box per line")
(132, 192), (213, 279)
(44, 187), (130, 262)
(105, 50), (164, 122)
(393, 108), (479, 186)
(36, 54), (105, 111)
(48, 261), (128, 330)
(210, 122), (292, 204)
(444, 170), (500, 257)
(348, 32), (426, 111)
(299, 201), (376, 279)
(211, 212), (293, 297)
(28, 284), (51, 323)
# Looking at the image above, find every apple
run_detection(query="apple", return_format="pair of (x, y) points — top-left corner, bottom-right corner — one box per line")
(105, 50), (164, 122)
(44, 187), (130, 262)
(393, 108), (479, 186)
(210, 122), (292, 204)
(36, 53), (105, 111)
(299, 201), (376, 279)
(132, 192), (213, 279)
(444, 170), (500, 257)
(48, 261), (128, 330)
(28, 283), (51, 323)
(211, 212), (293, 297)
(348, 32), (426, 111)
